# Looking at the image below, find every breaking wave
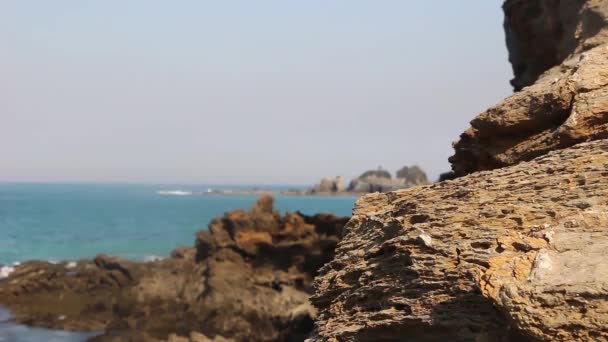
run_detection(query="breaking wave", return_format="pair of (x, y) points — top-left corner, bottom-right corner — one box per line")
(156, 190), (193, 196)
(0, 262), (19, 280)
(0, 266), (14, 280)
(142, 255), (164, 262)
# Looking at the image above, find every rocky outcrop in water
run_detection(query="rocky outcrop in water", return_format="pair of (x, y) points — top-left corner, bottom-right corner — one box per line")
(395, 165), (428, 185)
(310, 139), (608, 341)
(311, 177), (346, 193)
(450, 0), (608, 177)
(0, 196), (349, 342)
(347, 166), (429, 193)
(347, 172), (396, 193)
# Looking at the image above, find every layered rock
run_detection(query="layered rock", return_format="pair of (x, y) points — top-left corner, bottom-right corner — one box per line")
(0, 196), (349, 342)
(311, 139), (608, 341)
(450, 0), (608, 176)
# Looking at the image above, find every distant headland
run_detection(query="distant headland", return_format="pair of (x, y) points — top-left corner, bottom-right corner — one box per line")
(155, 165), (429, 196)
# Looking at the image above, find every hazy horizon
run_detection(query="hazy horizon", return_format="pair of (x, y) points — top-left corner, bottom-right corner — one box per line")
(1, 1), (512, 185)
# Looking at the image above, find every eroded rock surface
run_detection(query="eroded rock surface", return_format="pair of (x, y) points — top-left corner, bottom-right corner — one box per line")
(0, 196), (349, 342)
(311, 139), (608, 341)
(451, 0), (608, 176)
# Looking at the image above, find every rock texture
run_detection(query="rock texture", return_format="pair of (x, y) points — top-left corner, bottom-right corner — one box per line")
(0, 196), (349, 342)
(450, 0), (608, 176)
(311, 139), (608, 341)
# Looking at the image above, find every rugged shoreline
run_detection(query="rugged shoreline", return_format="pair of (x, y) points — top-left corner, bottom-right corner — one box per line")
(4, 1), (608, 341)
(0, 196), (349, 341)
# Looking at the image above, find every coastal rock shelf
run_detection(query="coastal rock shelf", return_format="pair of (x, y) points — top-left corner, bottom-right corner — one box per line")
(0, 196), (349, 342)
(450, 0), (608, 176)
(310, 139), (608, 341)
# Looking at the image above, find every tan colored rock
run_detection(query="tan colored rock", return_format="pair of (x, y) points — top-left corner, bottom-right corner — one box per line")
(451, 42), (608, 176)
(451, 0), (608, 176)
(311, 139), (608, 341)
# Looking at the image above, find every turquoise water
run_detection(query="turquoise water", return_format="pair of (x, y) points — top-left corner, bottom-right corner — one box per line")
(0, 183), (357, 264)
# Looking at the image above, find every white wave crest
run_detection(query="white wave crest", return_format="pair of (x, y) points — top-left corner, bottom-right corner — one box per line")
(143, 255), (164, 262)
(0, 265), (15, 279)
(156, 190), (193, 196)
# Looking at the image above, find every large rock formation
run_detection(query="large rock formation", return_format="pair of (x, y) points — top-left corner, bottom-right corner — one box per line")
(450, 0), (608, 177)
(347, 167), (428, 193)
(0, 196), (349, 342)
(347, 168), (396, 193)
(395, 165), (428, 186)
(311, 176), (346, 193)
(310, 139), (608, 341)
(504, 0), (608, 90)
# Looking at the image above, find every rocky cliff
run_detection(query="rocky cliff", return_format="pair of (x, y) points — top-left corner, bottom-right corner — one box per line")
(0, 196), (349, 342)
(310, 139), (608, 341)
(310, 3), (608, 340)
(450, 0), (608, 177)
(504, 0), (608, 91)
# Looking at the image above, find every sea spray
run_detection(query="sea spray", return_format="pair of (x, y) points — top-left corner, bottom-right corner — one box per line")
(156, 190), (193, 196)
(143, 255), (164, 262)
(0, 263), (17, 280)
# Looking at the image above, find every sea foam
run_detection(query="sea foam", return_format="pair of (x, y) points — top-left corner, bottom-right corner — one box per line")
(156, 190), (193, 196)
(143, 255), (164, 262)
(0, 265), (15, 280)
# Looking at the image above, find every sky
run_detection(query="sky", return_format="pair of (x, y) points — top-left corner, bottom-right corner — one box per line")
(0, 1), (512, 185)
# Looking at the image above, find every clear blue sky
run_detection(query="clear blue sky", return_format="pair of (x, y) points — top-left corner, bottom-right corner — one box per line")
(1, 1), (512, 184)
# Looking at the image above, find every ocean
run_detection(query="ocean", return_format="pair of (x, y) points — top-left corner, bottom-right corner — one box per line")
(0, 183), (357, 265)
(0, 306), (98, 342)
(0, 183), (357, 341)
